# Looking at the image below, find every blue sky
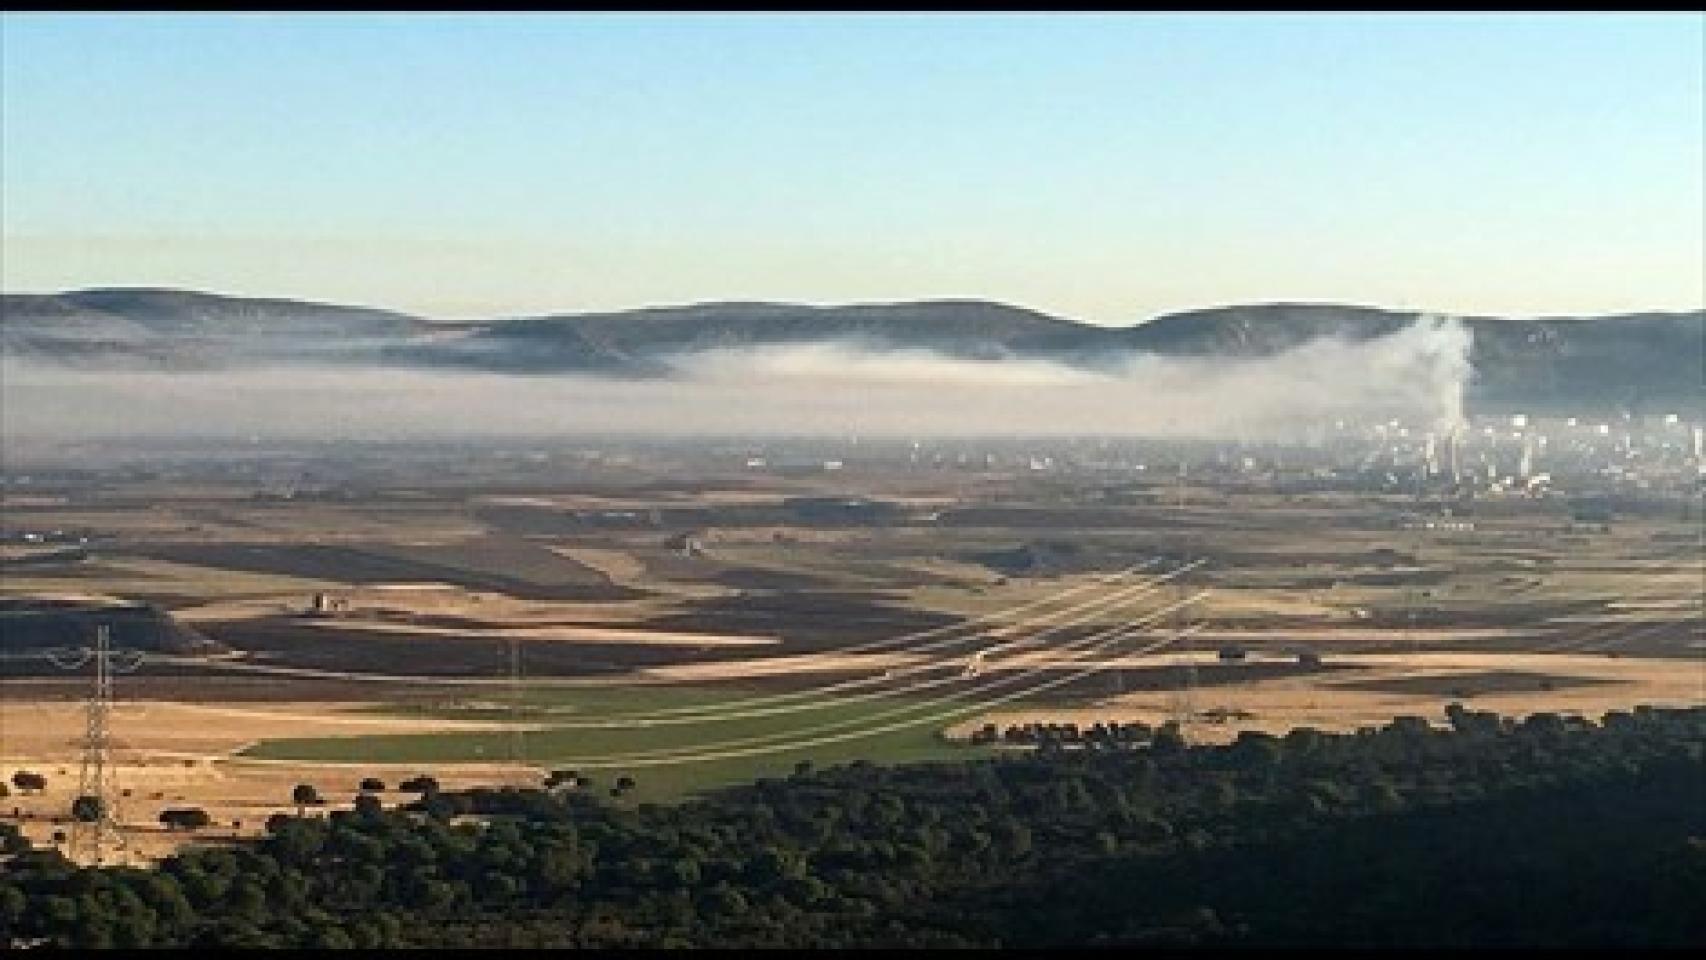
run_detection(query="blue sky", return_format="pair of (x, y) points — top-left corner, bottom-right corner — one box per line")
(3, 12), (1701, 323)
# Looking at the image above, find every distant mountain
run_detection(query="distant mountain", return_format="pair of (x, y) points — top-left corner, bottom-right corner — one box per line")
(0, 288), (424, 369)
(376, 298), (1706, 413)
(407, 299), (1087, 374)
(1105, 303), (1705, 412)
(3, 288), (1700, 413)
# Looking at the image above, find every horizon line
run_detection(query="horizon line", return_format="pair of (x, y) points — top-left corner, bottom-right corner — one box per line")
(5, 285), (1703, 328)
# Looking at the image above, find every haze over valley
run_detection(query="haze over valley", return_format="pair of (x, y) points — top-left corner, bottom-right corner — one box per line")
(4, 290), (1700, 442)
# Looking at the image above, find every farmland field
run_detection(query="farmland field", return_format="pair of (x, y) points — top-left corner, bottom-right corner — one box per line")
(242, 683), (986, 802)
(3, 437), (1701, 862)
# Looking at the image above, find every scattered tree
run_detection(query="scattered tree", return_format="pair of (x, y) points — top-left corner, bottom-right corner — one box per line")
(291, 784), (323, 816)
(159, 808), (212, 832)
(11, 771), (46, 795)
(70, 794), (104, 823)
(398, 775), (440, 794)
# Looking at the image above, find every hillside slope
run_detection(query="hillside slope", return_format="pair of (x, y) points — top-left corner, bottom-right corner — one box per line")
(4, 289), (1699, 412)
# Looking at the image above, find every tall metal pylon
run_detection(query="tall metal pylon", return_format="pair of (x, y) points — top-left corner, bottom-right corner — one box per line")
(1168, 463), (1194, 739)
(1169, 558), (1198, 739)
(1407, 452), (1428, 664)
(48, 624), (143, 866)
(507, 635), (526, 769)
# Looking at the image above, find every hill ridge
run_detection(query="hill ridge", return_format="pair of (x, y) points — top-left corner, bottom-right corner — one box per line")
(3, 288), (1700, 413)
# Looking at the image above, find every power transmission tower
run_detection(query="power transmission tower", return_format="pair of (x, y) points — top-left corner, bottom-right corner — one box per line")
(1111, 642), (1125, 698)
(507, 635), (526, 770)
(1407, 456), (1428, 664)
(1167, 458), (1196, 734)
(48, 625), (143, 866)
(1169, 559), (1197, 739)
(1414, 445), (1428, 504)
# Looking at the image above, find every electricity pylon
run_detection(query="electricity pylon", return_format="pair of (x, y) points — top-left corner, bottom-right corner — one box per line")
(507, 635), (526, 769)
(1169, 560), (1198, 738)
(48, 624), (144, 866)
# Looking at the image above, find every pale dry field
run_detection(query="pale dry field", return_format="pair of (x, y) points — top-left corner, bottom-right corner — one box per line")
(0, 700), (536, 865)
(175, 581), (717, 628)
(1, 556), (344, 601)
(945, 651), (1706, 743)
(546, 546), (649, 583)
(302, 619), (779, 647)
(545, 545), (737, 600)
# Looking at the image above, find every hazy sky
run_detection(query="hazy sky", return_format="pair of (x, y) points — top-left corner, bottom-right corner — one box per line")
(3, 12), (1702, 324)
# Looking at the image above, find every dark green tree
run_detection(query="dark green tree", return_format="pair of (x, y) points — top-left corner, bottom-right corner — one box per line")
(70, 794), (104, 823)
(158, 808), (211, 831)
(11, 771), (46, 795)
(291, 783), (323, 816)
(354, 793), (384, 818)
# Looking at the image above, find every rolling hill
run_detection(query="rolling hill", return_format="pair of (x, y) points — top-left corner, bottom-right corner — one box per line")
(1, 288), (426, 369)
(3, 288), (1700, 412)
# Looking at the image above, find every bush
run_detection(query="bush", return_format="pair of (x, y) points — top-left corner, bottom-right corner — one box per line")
(398, 775), (440, 794)
(11, 771), (46, 795)
(159, 808), (212, 831)
(71, 795), (104, 823)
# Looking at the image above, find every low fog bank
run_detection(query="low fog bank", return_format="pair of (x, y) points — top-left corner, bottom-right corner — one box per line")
(1, 316), (1472, 441)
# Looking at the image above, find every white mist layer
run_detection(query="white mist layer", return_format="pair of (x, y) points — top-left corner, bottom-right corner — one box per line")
(0, 316), (1472, 440)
